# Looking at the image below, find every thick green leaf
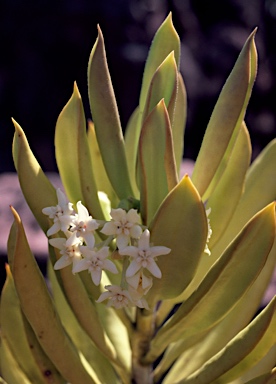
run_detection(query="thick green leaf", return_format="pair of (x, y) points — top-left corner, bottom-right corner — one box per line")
(55, 83), (105, 220)
(124, 106), (141, 197)
(243, 368), (276, 384)
(145, 175), (207, 304)
(50, 246), (120, 363)
(0, 265), (63, 384)
(139, 13), (180, 113)
(47, 261), (121, 384)
(192, 29), (257, 197)
(88, 26), (133, 199)
(138, 100), (178, 225)
(12, 120), (57, 233)
(87, 120), (119, 209)
(166, 123), (251, 306)
(207, 122), (251, 247)
(212, 138), (276, 258)
(171, 73), (187, 173)
(158, 240), (276, 383)
(236, 345), (276, 384)
(143, 203), (275, 363)
(8, 207), (96, 384)
(142, 51), (178, 123)
(180, 296), (276, 384)
(0, 335), (32, 384)
(55, 82), (84, 204)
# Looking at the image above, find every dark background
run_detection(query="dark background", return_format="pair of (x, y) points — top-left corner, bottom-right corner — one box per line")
(0, 0), (276, 172)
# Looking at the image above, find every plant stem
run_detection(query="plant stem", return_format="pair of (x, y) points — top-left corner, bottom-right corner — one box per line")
(131, 308), (155, 384)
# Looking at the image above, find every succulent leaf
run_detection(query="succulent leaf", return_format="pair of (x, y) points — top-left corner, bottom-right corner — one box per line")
(142, 51), (178, 123)
(207, 121), (252, 247)
(243, 367), (276, 384)
(192, 29), (257, 197)
(0, 335), (32, 384)
(156, 240), (276, 382)
(55, 83), (105, 220)
(139, 12), (180, 113)
(8, 206), (96, 384)
(0, 265), (64, 383)
(12, 119), (57, 233)
(146, 175), (207, 304)
(144, 203), (275, 363)
(138, 100), (178, 225)
(88, 26), (133, 200)
(124, 106), (141, 197)
(87, 120), (119, 210)
(171, 73), (187, 173)
(213, 138), (276, 258)
(47, 261), (122, 384)
(179, 296), (276, 384)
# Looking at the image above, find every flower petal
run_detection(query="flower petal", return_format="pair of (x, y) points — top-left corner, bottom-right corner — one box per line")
(103, 259), (118, 274)
(146, 259), (162, 278)
(138, 229), (150, 249)
(76, 201), (89, 220)
(110, 208), (126, 221)
(91, 269), (102, 285)
(49, 237), (66, 250)
(126, 260), (142, 277)
(54, 256), (72, 270)
(126, 209), (140, 223)
(119, 246), (139, 258)
(101, 221), (117, 235)
(83, 233), (95, 248)
(116, 234), (130, 250)
(72, 259), (90, 274)
(130, 225), (143, 239)
(47, 221), (61, 236)
(149, 245), (171, 258)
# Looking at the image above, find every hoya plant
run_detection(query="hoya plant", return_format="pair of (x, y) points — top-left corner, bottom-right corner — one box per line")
(1, 13), (275, 384)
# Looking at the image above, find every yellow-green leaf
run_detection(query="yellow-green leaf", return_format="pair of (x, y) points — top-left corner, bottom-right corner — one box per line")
(207, 122), (251, 247)
(192, 29), (257, 196)
(138, 100), (178, 225)
(124, 106), (141, 198)
(0, 335), (32, 384)
(139, 13), (180, 113)
(0, 265), (64, 384)
(12, 120), (57, 233)
(47, 261), (121, 384)
(144, 203), (275, 364)
(88, 25), (133, 199)
(142, 51), (178, 123)
(55, 83), (105, 220)
(171, 73), (187, 173)
(212, 138), (276, 258)
(180, 297), (276, 384)
(87, 120), (119, 209)
(8, 207), (96, 384)
(158, 241), (276, 383)
(146, 175), (207, 304)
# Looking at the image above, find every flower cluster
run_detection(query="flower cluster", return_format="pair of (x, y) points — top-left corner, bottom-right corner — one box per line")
(42, 189), (171, 309)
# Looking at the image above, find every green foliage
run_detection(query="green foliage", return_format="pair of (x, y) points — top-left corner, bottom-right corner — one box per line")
(1, 13), (275, 384)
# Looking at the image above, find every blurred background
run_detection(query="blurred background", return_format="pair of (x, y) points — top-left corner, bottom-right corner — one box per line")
(0, 0), (276, 173)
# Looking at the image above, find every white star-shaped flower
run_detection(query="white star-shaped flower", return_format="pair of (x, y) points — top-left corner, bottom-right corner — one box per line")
(119, 229), (171, 279)
(49, 232), (82, 270)
(126, 270), (152, 309)
(96, 285), (132, 309)
(72, 246), (118, 285)
(69, 201), (99, 247)
(42, 189), (74, 236)
(101, 208), (142, 249)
